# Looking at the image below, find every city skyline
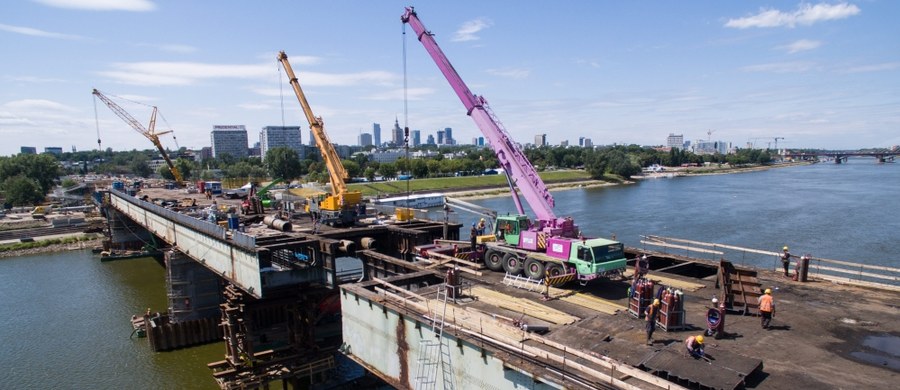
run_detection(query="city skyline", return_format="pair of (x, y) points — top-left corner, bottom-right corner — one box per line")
(2, 1), (899, 156)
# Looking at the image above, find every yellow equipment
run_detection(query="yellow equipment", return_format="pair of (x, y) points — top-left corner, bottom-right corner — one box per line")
(92, 89), (183, 183)
(277, 51), (363, 225)
(696, 335), (704, 344)
(765, 288), (772, 294)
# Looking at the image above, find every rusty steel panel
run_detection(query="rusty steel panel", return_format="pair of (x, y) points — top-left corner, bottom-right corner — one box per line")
(340, 287), (561, 390)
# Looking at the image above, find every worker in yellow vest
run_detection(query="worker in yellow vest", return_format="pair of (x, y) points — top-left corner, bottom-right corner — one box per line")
(758, 288), (775, 329)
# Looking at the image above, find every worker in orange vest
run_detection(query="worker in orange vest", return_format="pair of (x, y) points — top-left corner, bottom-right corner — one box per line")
(758, 288), (775, 329)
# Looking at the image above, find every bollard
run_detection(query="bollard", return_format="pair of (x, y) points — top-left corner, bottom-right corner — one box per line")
(799, 254), (811, 282)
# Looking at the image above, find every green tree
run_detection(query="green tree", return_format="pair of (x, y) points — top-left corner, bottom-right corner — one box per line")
(605, 149), (641, 178)
(379, 162), (397, 179)
(130, 154), (152, 177)
(158, 165), (175, 180)
(2, 175), (44, 206)
(584, 149), (608, 179)
(342, 159), (361, 178)
(364, 167), (376, 182)
(265, 147), (303, 180)
(0, 154), (60, 194)
(176, 158), (194, 180)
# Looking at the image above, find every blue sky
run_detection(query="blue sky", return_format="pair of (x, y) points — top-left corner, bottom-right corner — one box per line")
(2, 1), (898, 157)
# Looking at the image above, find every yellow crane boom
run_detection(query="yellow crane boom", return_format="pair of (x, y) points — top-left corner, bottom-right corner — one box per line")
(92, 89), (183, 183)
(277, 51), (360, 212)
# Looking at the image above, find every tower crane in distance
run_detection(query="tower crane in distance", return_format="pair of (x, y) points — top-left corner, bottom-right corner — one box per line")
(92, 89), (183, 183)
(277, 51), (363, 226)
(402, 8), (626, 284)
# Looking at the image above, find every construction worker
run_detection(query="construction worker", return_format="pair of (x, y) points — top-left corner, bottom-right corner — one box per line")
(476, 218), (486, 236)
(470, 223), (478, 251)
(646, 298), (661, 345)
(758, 288), (775, 329)
(781, 246), (792, 277)
(685, 334), (705, 358)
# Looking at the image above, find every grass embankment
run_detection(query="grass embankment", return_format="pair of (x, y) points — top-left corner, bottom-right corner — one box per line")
(349, 170), (596, 197)
(0, 234), (99, 253)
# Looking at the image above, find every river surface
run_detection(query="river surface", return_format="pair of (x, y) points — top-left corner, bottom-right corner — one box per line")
(1, 158), (897, 388)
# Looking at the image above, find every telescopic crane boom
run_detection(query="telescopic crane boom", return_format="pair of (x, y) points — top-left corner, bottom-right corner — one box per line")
(277, 51), (362, 224)
(402, 8), (569, 234)
(92, 89), (183, 183)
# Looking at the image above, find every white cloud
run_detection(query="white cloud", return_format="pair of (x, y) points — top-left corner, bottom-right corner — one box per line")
(32, 0), (156, 11)
(452, 18), (492, 42)
(779, 39), (822, 54)
(5, 76), (68, 83)
(845, 62), (900, 73)
(237, 103), (273, 110)
(4, 99), (79, 113)
(0, 23), (82, 40)
(486, 68), (530, 79)
(98, 59), (363, 87)
(725, 2), (860, 29)
(740, 61), (815, 73)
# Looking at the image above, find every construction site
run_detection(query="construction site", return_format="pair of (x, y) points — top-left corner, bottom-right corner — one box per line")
(48, 7), (896, 390)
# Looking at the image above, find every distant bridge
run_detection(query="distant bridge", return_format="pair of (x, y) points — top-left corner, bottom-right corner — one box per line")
(784, 150), (898, 164)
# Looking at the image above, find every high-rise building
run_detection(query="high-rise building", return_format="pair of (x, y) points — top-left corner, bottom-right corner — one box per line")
(436, 130), (445, 145)
(308, 130), (316, 147)
(582, 138), (593, 148)
(392, 118), (403, 146)
(578, 137), (585, 147)
(211, 125), (249, 159)
(412, 130), (421, 147)
(560, 140), (569, 147)
(260, 125), (303, 161)
(20, 146), (36, 154)
(426, 134), (435, 145)
(443, 127), (453, 145)
(667, 133), (684, 150)
(534, 134), (547, 147)
(44, 147), (62, 155)
(373, 123), (381, 147)
(359, 133), (373, 147)
(478, 136), (484, 146)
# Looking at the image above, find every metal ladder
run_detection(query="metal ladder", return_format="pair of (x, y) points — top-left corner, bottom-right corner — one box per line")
(413, 284), (455, 390)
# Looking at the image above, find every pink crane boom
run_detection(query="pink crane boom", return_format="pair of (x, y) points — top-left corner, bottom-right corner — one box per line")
(402, 7), (575, 235)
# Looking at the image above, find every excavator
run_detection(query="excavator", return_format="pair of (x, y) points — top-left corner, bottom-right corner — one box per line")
(92, 89), (183, 184)
(277, 51), (364, 226)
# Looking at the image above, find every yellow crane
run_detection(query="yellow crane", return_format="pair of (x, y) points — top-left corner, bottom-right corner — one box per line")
(92, 89), (183, 183)
(277, 51), (362, 225)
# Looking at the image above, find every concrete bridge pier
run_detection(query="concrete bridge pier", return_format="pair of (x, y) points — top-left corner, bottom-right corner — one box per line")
(105, 207), (155, 251)
(165, 249), (223, 323)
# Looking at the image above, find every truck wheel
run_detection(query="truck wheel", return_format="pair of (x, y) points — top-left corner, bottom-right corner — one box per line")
(546, 263), (565, 277)
(524, 258), (545, 279)
(502, 254), (524, 275)
(485, 250), (504, 272)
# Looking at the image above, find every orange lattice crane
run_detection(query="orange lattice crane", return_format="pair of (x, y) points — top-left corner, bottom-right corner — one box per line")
(92, 89), (183, 183)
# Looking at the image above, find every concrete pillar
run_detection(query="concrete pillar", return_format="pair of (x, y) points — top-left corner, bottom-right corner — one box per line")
(166, 249), (223, 323)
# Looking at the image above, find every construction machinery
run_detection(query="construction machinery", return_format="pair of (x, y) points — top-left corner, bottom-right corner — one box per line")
(241, 178), (284, 215)
(403, 8), (626, 284)
(92, 89), (183, 183)
(277, 51), (363, 226)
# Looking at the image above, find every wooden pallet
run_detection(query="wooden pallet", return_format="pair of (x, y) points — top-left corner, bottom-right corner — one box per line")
(717, 260), (761, 315)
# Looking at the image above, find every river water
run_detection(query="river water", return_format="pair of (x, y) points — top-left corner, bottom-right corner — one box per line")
(1, 158), (896, 388)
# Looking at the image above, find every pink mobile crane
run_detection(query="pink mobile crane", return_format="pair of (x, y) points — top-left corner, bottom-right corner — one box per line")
(403, 8), (626, 284)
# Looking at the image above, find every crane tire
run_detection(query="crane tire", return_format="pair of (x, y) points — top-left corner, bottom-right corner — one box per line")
(502, 253), (524, 275)
(485, 250), (504, 272)
(524, 258), (545, 279)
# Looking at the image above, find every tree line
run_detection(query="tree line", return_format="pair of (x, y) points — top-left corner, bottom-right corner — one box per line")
(1, 145), (772, 206)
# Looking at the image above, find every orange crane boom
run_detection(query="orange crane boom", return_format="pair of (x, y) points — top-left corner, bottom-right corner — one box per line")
(92, 89), (183, 183)
(277, 51), (361, 220)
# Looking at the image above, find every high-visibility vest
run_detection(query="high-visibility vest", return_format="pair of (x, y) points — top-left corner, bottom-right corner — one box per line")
(758, 294), (774, 312)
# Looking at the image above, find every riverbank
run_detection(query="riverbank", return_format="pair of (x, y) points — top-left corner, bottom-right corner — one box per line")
(442, 161), (810, 200)
(0, 233), (103, 259)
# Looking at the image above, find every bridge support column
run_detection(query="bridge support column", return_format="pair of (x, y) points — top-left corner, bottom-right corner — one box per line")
(166, 249), (223, 323)
(105, 208), (154, 251)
